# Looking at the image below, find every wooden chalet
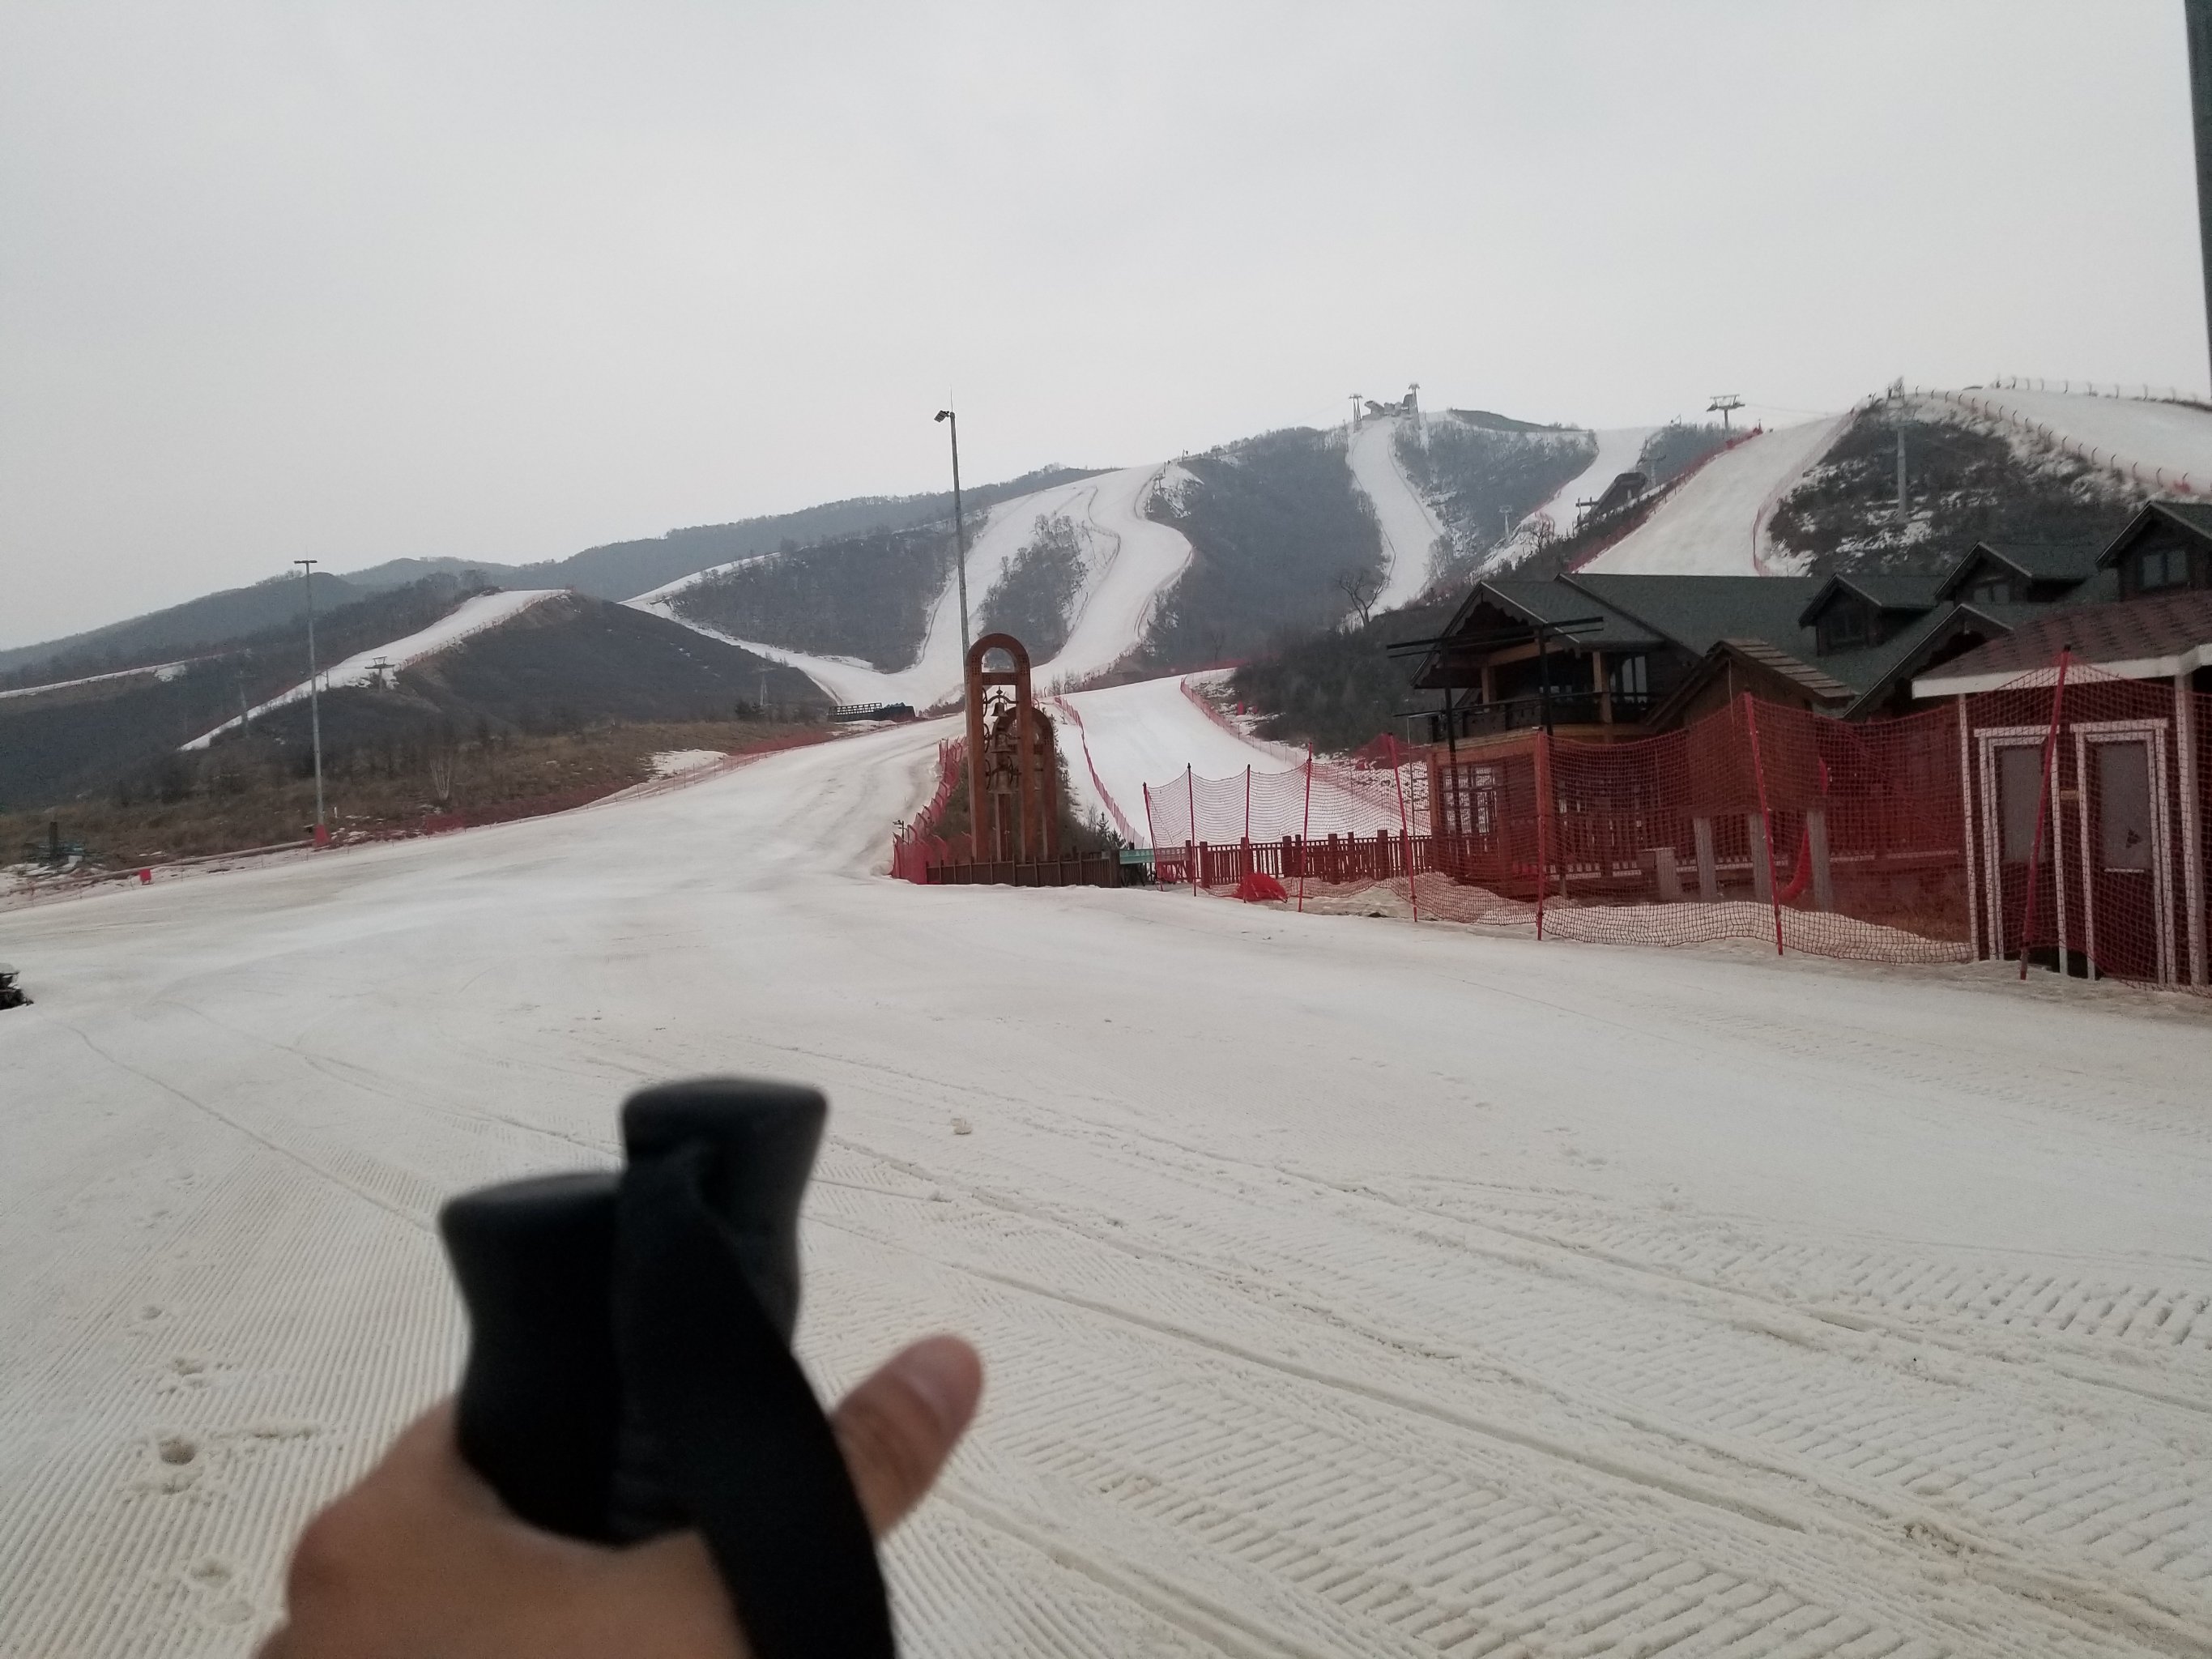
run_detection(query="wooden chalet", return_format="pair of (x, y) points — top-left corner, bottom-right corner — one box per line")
(1405, 534), (2127, 755)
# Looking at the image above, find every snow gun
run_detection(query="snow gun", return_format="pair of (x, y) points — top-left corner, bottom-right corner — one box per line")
(439, 1077), (894, 1659)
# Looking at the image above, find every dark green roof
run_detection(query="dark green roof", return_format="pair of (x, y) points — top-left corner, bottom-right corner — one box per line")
(2097, 499), (2212, 568)
(1476, 579), (1662, 647)
(1935, 540), (2103, 599)
(1816, 605), (1967, 706)
(1566, 574), (1822, 657)
(1792, 573), (1944, 628)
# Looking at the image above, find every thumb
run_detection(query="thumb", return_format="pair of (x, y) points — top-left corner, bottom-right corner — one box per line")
(829, 1335), (983, 1536)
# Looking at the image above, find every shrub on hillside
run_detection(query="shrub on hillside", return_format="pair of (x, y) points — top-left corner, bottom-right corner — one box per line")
(1137, 428), (1382, 672)
(1767, 400), (2138, 575)
(979, 513), (1087, 659)
(1393, 417), (1593, 581)
(1638, 422), (1732, 487)
(671, 520), (966, 670)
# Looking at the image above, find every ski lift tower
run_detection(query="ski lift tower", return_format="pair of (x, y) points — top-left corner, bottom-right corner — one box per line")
(1707, 394), (1743, 433)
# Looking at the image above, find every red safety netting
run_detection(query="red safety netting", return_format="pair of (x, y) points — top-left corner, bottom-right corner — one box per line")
(890, 739), (965, 882)
(1138, 674), (2212, 992)
(1141, 748), (1429, 847)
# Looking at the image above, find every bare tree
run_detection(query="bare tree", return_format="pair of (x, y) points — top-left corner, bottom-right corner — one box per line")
(1335, 566), (1381, 627)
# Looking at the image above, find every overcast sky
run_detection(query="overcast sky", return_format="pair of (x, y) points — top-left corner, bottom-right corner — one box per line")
(2, 2), (2204, 647)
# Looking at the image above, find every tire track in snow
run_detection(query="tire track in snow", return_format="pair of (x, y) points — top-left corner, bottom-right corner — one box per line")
(812, 1117), (2212, 1647)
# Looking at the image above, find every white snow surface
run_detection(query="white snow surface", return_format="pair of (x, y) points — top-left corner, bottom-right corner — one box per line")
(1053, 673), (1288, 843)
(7, 723), (2212, 1658)
(650, 748), (727, 777)
(1523, 425), (1657, 535)
(181, 590), (564, 748)
(1583, 417), (1844, 575)
(0, 659), (192, 701)
(635, 465), (1193, 709)
(1937, 387), (2212, 492)
(1347, 416), (1451, 610)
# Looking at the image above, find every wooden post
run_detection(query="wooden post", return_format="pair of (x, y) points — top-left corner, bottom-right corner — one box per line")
(1806, 807), (1835, 912)
(1652, 847), (1682, 902)
(2178, 671), (2207, 986)
(1693, 817), (1717, 901)
(1747, 812), (1774, 904)
(1298, 744), (1315, 911)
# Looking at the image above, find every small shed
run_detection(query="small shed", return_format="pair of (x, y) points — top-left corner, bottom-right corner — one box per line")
(1915, 589), (2212, 987)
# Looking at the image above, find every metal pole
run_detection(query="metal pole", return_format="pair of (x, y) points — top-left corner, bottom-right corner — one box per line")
(1298, 744), (1314, 912)
(295, 558), (326, 842)
(1895, 429), (1907, 524)
(2189, 0), (2212, 394)
(936, 408), (971, 663)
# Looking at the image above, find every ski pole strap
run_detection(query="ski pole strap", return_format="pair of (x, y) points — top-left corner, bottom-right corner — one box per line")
(616, 1142), (897, 1659)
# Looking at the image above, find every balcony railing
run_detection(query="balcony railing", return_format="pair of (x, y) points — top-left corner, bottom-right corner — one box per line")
(1430, 691), (1654, 741)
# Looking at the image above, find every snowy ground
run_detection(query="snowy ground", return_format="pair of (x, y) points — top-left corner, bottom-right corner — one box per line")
(1521, 425), (1656, 539)
(1934, 388), (2211, 494)
(1583, 417), (1845, 576)
(641, 466), (1193, 708)
(0, 659), (193, 703)
(1349, 417), (1451, 611)
(181, 590), (564, 749)
(6, 719), (2212, 1658)
(1053, 674), (1288, 843)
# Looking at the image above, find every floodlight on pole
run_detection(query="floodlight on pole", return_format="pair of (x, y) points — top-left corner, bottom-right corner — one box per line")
(294, 559), (327, 844)
(934, 408), (971, 663)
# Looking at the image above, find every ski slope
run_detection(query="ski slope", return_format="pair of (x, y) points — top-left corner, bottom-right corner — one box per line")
(0, 659), (192, 702)
(1583, 416), (1843, 575)
(1053, 673), (1289, 843)
(6, 724), (2211, 1659)
(1521, 425), (1656, 536)
(1347, 416), (1450, 610)
(181, 589), (563, 748)
(636, 465), (1194, 709)
(1938, 387), (2211, 493)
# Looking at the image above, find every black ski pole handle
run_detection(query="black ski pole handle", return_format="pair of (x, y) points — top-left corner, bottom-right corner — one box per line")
(437, 1077), (828, 1540)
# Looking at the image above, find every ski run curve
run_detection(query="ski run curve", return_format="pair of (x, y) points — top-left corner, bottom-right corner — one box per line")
(1348, 416), (1451, 612)
(181, 589), (565, 749)
(1934, 386), (2212, 494)
(633, 464), (1193, 708)
(1522, 425), (1657, 537)
(7, 717), (2212, 1659)
(1053, 673), (1292, 844)
(1583, 416), (1845, 576)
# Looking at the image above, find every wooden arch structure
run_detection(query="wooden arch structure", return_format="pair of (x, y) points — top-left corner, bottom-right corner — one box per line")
(963, 632), (1059, 864)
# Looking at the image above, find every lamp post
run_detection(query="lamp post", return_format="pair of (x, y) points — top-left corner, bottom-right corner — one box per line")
(294, 558), (326, 843)
(934, 408), (970, 663)
(2191, 0), (2212, 394)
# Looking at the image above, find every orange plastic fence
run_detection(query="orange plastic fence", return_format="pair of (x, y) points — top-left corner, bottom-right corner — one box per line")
(1149, 674), (2212, 992)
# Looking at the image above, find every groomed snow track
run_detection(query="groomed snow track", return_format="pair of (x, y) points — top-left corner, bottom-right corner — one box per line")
(5, 725), (2212, 1657)
(1933, 386), (2211, 497)
(1583, 418), (1846, 576)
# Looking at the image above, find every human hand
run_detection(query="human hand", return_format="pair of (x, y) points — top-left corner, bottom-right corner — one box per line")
(257, 1334), (983, 1658)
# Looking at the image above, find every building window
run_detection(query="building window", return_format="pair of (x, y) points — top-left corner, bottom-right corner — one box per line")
(1609, 655), (1648, 698)
(1818, 603), (1870, 653)
(2138, 545), (2189, 591)
(1967, 578), (2014, 603)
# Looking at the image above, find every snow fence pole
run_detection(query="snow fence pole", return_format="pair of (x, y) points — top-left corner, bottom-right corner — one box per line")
(1534, 730), (1551, 941)
(1144, 783), (1156, 877)
(1742, 693), (1784, 955)
(1187, 763), (1198, 897)
(1387, 735), (1418, 922)
(1244, 765), (1252, 843)
(1298, 743), (1314, 913)
(2016, 647), (2072, 981)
